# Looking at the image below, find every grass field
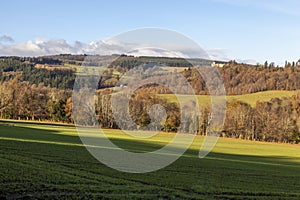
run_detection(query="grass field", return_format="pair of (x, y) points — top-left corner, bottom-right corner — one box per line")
(160, 90), (299, 107)
(1, 120), (300, 199)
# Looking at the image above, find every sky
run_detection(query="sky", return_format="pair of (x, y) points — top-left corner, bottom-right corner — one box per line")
(0, 0), (300, 65)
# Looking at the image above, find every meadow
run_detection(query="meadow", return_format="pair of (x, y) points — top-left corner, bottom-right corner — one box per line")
(1, 120), (300, 199)
(160, 90), (298, 107)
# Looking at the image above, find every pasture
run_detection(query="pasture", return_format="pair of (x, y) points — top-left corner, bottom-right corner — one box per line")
(160, 90), (298, 107)
(0, 120), (300, 199)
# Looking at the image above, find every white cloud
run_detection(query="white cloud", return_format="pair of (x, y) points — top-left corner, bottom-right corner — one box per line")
(0, 39), (87, 56)
(206, 47), (257, 64)
(0, 38), (198, 58)
(0, 38), (256, 63)
(127, 47), (188, 58)
(0, 35), (14, 43)
(206, 48), (230, 61)
(236, 59), (257, 65)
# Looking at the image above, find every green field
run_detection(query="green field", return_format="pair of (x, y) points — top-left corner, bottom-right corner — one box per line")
(1, 120), (300, 199)
(160, 90), (299, 107)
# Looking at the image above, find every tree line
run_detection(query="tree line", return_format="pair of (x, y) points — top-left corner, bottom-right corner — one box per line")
(0, 75), (72, 122)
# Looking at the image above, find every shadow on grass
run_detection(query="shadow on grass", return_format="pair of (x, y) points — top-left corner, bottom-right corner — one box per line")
(0, 119), (75, 127)
(1, 122), (300, 199)
(1, 122), (300, 169)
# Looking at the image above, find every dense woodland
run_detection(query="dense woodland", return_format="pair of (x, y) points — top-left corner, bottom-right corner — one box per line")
(0, 55), (300, 143)
(185, 60), (300, 95)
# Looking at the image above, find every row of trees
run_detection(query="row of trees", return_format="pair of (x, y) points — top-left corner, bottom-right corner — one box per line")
(224, 97), (299, 143)
(0, 76), (73, 122)
(93, 91), (300, 143)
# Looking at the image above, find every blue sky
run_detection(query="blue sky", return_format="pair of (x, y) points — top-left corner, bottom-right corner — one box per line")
(0, 0), (299, 65)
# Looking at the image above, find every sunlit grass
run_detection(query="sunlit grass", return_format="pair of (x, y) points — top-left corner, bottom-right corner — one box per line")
(160, 90), (298, 107)
(1, 121), (300, 199)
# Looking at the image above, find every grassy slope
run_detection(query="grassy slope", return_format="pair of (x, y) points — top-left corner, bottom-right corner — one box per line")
(1, 121), (300, 199)
(160, 90), (299, 107)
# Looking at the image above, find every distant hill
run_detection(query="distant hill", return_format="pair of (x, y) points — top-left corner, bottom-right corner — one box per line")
(0, 55), (300, 95)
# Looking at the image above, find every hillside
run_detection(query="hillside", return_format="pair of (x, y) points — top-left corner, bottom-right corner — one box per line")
(160, 90), (299, 107)
(1, 55), (300, 95)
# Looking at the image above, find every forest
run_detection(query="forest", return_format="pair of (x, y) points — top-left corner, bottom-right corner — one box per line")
(0, 55), (300, 143)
